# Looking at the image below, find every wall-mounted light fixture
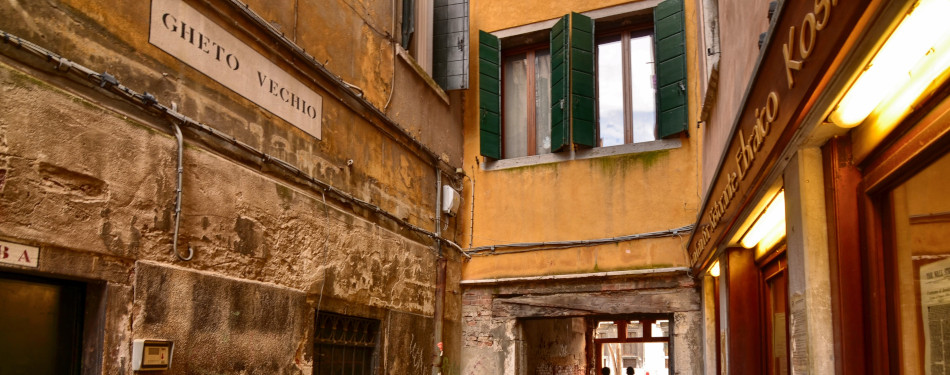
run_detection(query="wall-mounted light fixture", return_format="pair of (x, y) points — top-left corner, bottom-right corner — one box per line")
(740, 190), (786, 249)
(708, 260), (721, 278)
(828, 0), (950, 128)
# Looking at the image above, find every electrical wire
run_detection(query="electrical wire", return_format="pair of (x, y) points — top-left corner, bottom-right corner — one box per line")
(0, 28), (470, 259)
(464, 224), (696, 257)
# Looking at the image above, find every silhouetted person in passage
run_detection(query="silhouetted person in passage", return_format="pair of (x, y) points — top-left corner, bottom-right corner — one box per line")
(626, 367), (635, 375)
(601, 367), (611, 375)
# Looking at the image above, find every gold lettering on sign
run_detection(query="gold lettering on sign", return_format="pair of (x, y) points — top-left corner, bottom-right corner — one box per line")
(784, 28), (804, 89)
(783, 0), (837, 88)
(693, 0), (840, 261)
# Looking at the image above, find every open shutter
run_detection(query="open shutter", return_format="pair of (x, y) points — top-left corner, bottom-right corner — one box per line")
(479, 30), (502, 159)
(654, 0), (688, 138)
(570, 12), (596, 148)
(433, 0), (469, 90)
(549, 15), (570, 152)
(401, 0), (415, 49)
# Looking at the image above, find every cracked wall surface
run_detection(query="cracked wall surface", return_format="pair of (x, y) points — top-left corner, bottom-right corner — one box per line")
(0, 0), (465, 373)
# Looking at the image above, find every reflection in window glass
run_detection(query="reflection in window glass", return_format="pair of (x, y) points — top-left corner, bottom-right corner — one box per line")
(597, 40), (624, 147)
(889, 151), (950, 374)
(503, 54), (528, 158)
(596, 321), (618, 339)
(629, 35), (656, 143)
(535, 50), (552, 155)
(627, 320), (643, 338)
(652, 320), (669, 338)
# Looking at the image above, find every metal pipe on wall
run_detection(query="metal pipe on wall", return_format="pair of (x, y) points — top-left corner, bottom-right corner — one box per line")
(432, 167), (445, 375)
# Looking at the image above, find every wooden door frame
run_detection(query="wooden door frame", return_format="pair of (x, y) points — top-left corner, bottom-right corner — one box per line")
(834, 82), (950, 374)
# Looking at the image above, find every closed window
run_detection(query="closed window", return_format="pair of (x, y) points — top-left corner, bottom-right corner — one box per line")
(314, 312), (380, 375)
(597, 29), (657, 146)
(502, 46), (552, 158)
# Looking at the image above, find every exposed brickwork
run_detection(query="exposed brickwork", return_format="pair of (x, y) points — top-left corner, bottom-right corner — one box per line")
(462, 290), (495, 348)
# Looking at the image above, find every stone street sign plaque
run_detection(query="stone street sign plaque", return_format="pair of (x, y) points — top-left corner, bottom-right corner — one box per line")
(0, 240), (39, 268)
(150, 0), (323, 139)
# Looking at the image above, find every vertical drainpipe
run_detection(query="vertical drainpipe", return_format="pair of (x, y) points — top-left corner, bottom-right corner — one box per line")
(433, 167), (445, 375)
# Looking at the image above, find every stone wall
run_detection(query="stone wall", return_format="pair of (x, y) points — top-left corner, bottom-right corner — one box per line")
(460, 272), (704, 375)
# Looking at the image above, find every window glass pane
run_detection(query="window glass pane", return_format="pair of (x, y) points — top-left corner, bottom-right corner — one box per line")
(889, 151), (950, 374)
(629, 34), (656, 143)
(534, 49), (552, 155)
(652, 320), (669, 338)
(627, 320), (643, 338)
(601, 342), (669, 375)
(595, 321), (618, 339)
(597, 40), (625, 147)
(503, 54), (528, 158)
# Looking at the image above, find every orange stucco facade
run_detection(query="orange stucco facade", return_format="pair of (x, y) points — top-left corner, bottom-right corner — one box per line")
(460, 0), (705, 280)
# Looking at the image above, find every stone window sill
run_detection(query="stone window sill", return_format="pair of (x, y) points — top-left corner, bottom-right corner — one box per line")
(482, 138), (682, 171)
(396, 46), (450, 106)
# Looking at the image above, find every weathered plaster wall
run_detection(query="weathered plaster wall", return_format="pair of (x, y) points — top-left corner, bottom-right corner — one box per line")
(460, 0), (704, 280)
(699, 0), (771, 193)
(0, 0), (462, 233)
(0, 57), (447, 372)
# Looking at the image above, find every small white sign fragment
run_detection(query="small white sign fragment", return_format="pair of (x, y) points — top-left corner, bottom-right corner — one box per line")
(0, 240), (39, 268)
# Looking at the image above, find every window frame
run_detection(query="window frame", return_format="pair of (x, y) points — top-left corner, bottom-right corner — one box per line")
(592, 314), (673, 374)
(501, 42), (550, 158)
(313, 311), (381, 375)
(595, 23), (657, 147)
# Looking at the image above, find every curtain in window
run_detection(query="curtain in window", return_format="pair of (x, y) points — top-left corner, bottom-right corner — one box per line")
(504, 54), (528, 158)
(535, 50), (552, 155)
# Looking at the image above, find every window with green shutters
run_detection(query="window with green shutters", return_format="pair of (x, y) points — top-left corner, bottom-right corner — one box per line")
(478, 0), (688, 160)
(654, 0), (688, 139)
(478, 30), (501, 159)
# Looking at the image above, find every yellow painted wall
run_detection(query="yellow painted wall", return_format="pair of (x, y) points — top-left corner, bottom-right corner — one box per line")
(461, 0), (704, 280)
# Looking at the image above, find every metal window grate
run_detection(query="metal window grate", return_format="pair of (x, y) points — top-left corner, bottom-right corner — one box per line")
(314, 312), (380, 375)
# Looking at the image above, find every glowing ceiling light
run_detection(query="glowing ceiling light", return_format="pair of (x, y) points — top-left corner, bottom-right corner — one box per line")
(829, 0), (950, 128)
(740, 190), (786, 249)
(708, 260), (721, 278)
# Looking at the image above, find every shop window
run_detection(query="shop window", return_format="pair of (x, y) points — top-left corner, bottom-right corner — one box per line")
(314, 311), (380, 375)
(886, 150), (950, 374)
(594, 316), (671, 375)
(760, 251), (789, 375)
(478, 0), (688, 160)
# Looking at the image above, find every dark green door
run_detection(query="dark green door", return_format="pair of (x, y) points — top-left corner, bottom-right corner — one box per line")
(0, 272), (84, 375)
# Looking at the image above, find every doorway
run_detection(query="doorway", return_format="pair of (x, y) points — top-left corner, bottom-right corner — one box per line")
(594, 315), (671, 375)
(0, 271), (85, 374)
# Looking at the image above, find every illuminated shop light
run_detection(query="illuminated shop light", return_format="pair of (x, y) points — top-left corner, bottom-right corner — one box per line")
(708, 260), (721, 277)
(740, 191), (786, 249)
(829, 0), (950, 128)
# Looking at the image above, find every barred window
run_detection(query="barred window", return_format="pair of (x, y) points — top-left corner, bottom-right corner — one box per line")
(314, 312), (380, 375)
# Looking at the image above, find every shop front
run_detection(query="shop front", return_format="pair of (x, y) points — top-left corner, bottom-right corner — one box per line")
(689, 0), (950, 373)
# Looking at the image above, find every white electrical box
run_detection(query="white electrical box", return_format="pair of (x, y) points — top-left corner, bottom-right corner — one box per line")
(442, 185), (461, 217)
(132, 339), (174, 371)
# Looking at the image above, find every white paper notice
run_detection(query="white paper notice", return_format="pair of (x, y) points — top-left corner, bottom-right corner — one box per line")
(921, 257), (950, 375)
(150, 0), (322, 139)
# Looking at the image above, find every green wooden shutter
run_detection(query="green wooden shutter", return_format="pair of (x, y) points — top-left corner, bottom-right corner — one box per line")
(570, 12), (596, 148)
(479, 30), (501, 159)
(655, 0), (688, 138)
(550, 15), (570, 152)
